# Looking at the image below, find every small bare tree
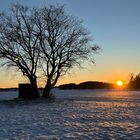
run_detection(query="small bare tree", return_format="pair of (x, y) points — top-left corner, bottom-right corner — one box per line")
(0, 4), (41, 98)
(38, 5), (100, 98)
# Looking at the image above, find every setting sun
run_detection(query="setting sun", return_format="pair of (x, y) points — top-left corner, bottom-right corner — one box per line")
(116, 80), (123, 87)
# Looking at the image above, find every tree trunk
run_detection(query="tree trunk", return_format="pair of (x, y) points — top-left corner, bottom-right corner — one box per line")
(29, 75), (40, 98)
(42, 81), (52, 98)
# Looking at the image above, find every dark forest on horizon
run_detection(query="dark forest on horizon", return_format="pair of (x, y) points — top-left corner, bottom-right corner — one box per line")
(59, 74), (140, 90)
(59, 81), (113, 90)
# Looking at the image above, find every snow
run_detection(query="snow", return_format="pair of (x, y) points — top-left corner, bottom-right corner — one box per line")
(0, 89), (140, 139)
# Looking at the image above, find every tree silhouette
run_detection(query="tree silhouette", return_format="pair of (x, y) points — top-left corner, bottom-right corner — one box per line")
(38, 5), (100, 97)
(0, 4), (40, 98)
(128, 73), (140, 89)
(0, 4), (100, 98)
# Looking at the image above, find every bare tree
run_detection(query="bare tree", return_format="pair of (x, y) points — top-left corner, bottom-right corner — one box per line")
(0, 4), (41, 98)
(0, 4), (100, 99)
(38, 5), (100, 98)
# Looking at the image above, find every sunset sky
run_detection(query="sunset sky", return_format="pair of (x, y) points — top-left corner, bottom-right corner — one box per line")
(0, 0), (140, 88)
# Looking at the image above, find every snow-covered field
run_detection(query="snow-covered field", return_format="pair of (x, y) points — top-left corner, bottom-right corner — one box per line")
(0, 89), (140, 140)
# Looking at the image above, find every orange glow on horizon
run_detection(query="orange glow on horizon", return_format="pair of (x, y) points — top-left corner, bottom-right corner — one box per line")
(0, 69), (129, 88)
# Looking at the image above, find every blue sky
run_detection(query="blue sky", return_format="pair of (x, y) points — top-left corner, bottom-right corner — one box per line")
(0, 0), (140, 87)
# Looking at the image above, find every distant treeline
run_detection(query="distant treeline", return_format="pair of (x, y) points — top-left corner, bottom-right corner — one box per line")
(0, 88), (18, 91)
(59, 81), (113, 89)
(128, 73), (140, 90)
(2, 74), (140, 91)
